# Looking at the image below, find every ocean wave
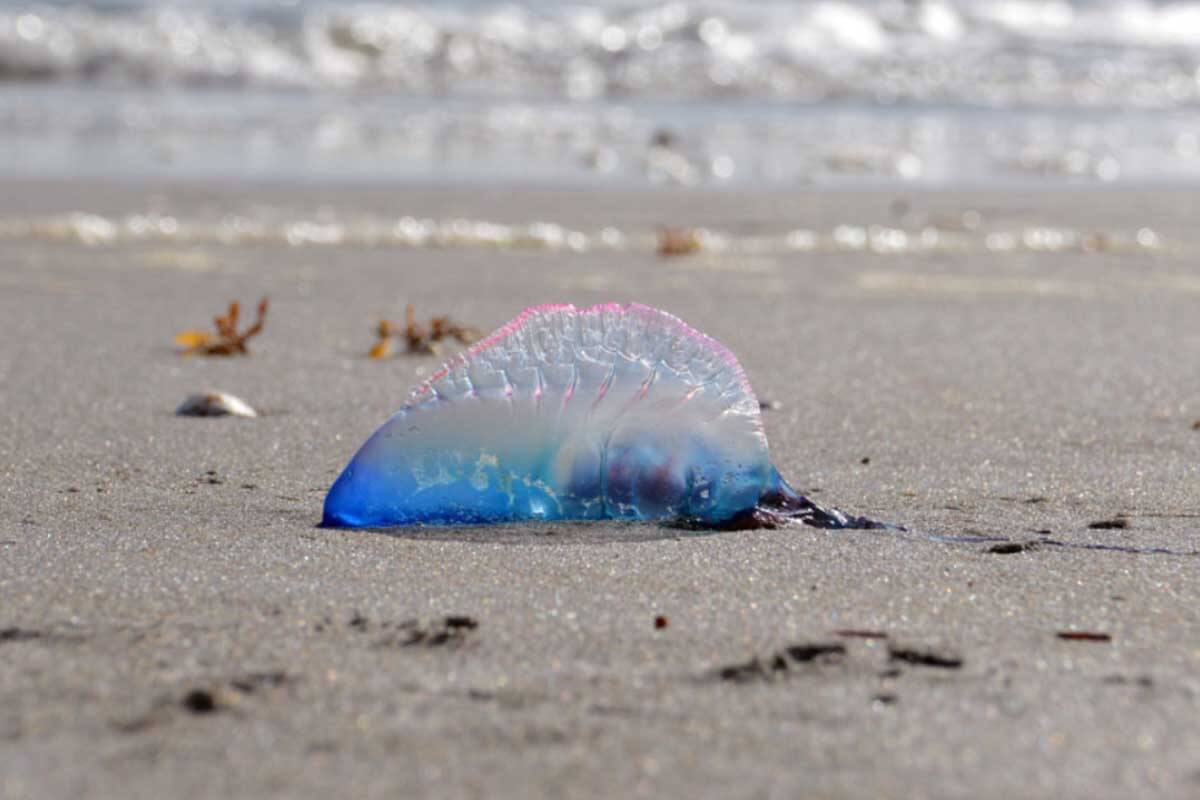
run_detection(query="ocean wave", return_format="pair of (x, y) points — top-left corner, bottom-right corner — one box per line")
(5, 1), (1200, 108)
(5, 87), (1200, 187)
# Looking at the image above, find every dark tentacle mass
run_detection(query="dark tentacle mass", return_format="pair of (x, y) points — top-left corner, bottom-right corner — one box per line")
(700, 467), (899, 532)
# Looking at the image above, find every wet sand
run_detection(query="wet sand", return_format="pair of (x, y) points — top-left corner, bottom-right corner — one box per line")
(1, 180), (1199, 799)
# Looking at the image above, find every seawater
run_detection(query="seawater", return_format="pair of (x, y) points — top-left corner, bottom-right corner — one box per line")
(5, 0), (1200, 186)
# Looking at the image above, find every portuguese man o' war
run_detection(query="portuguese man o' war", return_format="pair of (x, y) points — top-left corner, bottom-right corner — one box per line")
(322, 303), (892, 531)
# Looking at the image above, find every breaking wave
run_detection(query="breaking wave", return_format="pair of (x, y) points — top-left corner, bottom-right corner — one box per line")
(6, 1), (1200, 109)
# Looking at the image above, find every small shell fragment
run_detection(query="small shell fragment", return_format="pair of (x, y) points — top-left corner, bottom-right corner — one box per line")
(176, 391), (258, 418)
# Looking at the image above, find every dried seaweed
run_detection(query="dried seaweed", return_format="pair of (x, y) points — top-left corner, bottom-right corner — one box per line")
(656, 227), (703, 257)
(175, 298), (269, 356)
(887, 644), (963, 669)
(1057, 631), (1112, 642)
(369, 304), (482, 359)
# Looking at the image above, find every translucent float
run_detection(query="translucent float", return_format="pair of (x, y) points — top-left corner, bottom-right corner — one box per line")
(322, 303), (887, 530)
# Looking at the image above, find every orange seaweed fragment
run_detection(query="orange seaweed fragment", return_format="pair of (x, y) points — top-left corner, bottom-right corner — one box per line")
(369, 304), (482, 359)
(175, 297), (269, 356)
(657, 227), (703, 257)
(173, 330), (213, 349)
(368, 320), (399, 360)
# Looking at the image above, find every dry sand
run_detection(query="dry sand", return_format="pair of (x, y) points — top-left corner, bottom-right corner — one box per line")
(1, 180), (1198, 799)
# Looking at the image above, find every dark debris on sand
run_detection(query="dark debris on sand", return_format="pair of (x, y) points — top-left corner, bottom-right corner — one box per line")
(1057, 631), (1112, 642)
(0, 627), (44, 643)
(181, 689), (219, 714)
(716, 642), (846, 683)
(119, 671), (296, 731)
(0, 627), (85, 646)
(887, 644), (964, 669)
(833, 629), (889, 640)
(987, 541), (1040, 554)
(374, 616), (480, 649)
(229, 671), (292, 694)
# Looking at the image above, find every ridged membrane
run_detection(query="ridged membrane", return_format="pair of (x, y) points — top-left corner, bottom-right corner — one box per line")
(322, 303), (772, 527)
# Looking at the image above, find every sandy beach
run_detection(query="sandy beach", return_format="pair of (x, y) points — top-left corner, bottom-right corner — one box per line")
(1, 179), (1199, 799)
